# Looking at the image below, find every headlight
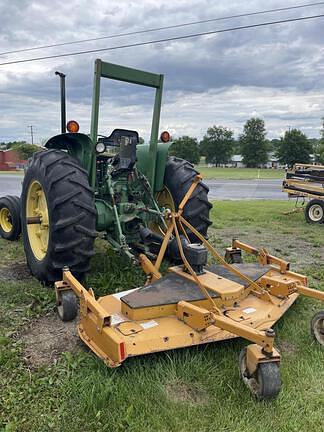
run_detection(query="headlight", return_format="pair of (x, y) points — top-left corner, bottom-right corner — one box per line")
(96, 142), (106, 153)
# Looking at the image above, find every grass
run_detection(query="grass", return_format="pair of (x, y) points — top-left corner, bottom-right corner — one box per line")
(0, 168), (285, 180)
(0, 200), (323, 432)
(196, 166), (284, 180)
(0, 171), (23, 175)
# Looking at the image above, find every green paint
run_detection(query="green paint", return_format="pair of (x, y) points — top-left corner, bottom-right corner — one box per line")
(46, 59), (168, 256)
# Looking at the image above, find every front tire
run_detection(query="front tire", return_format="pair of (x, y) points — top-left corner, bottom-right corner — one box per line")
(157, 157), (212, 242)
(21, 150), (97, 284)
(0, 195), (21, 241)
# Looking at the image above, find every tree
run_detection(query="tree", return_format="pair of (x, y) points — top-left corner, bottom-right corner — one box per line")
(11, 143), (40, 159)
(276, 129), (312, 166)
(239, 118), (268, 167)
(168, 136), (200, 164)
(200, 126), (234, 166)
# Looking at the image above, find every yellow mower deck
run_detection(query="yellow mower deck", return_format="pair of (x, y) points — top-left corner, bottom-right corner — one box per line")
(55, 176), (324, 400)
(58, 262), (306, 367)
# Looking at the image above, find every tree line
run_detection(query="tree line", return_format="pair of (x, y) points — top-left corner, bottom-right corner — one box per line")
(169, 117), (324, 167)
(2, 117), (324, 167)
(0, 141), (40, 159)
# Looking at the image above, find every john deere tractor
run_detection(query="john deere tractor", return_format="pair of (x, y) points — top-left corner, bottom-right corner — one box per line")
(0, 59), (211, 284)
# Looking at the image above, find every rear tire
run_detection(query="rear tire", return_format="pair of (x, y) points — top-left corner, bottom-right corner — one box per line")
(0, 195), (21, 240)
(305, 199), (324, 224)
(162, 157), (212, 242)
(21, 150), (97, 284)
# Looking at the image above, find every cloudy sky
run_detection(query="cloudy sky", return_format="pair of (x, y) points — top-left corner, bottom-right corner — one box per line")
(1, 0), (324, 144)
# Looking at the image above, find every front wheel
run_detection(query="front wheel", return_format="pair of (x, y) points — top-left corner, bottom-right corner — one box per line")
(0, 195), (21, 241)
(154, 156), (212, 242)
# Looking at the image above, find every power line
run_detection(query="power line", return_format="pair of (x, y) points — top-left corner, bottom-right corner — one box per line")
(1, 1), (324, 57)
(0, 13), (323, 67)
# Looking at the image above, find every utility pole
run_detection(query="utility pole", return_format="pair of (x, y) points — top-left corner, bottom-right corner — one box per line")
(28, 125), (34, 144)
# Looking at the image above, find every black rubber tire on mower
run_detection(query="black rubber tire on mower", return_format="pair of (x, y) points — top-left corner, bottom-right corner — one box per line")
(21, 149), (97, 284)
(164, 156), (212, 242)
(239, 347), (281, 401)
(0, 195), (21, 240)
(304, 199), (324, 224)
(57, 290), (78, 322)
(311, 310), (324, 346)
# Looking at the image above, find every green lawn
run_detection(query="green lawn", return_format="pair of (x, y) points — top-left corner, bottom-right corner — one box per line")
(0, 168), (284, 180)
(0, 171), (23, 175)
(0, 201), (323, 432)
(197, 166), (284, 180)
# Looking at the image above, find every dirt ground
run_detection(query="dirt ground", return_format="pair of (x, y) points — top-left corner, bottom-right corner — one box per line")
(164, 380), (209, 405)
(20, 314), (82, 368)
(0, 262), (32, 281)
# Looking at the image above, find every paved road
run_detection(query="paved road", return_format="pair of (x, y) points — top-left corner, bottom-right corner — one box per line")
(0, 174), (286, 200)
(0, 174), (23, 198)
(205, 179), (286, 200)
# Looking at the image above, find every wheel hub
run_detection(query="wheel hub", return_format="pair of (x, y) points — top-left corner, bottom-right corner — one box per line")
(26, 181), (49, 260)
(0, 207), (12, 233)
(150, 186), (175, 235)
(309, 204), (323, 222)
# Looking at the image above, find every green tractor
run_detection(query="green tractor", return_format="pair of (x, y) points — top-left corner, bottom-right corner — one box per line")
(0, 59), (211, 284)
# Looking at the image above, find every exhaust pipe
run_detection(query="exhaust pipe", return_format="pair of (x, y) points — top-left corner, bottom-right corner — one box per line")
(55, 71), (66, 134)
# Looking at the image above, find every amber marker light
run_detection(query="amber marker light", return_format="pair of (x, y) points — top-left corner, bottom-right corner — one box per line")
(66, 120), (80, 133)
(160, 130), (170, 143)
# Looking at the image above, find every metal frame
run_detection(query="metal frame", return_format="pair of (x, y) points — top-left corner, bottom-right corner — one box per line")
(90, 59), (164, 189)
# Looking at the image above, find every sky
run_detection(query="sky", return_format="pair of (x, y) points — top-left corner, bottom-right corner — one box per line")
(0, 0), (324, 144)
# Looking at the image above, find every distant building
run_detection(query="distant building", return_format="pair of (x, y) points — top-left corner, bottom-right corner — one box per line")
(228, 154), (244, 168)
(228, 152), (283, 169)
(0, 149), (26, 170)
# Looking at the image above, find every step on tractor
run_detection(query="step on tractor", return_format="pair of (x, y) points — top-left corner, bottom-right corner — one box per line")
(0, 60), (323, 401)
(282, 163), (324, 223)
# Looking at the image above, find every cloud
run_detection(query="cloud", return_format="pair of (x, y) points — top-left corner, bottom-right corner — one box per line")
(0, 0), (324, 142)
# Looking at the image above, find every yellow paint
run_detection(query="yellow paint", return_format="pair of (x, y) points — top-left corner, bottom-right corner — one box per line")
(26, 180), (49, 260)
(0, 207), (12, 233)
(150, 185), (175, 235)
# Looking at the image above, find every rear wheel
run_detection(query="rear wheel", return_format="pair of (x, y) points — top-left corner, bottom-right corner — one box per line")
(305, 199), (324, 224)
(21, 149), (97, 284)
(155, 156), (212, 242)
(0, 195), (21, 241)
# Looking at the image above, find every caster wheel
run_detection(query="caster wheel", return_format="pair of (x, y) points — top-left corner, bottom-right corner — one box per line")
(239, 347), (282, 401)
(57, 290), (78, 322)
(224, 248), (243, 264)
(311, 311), (324, 346)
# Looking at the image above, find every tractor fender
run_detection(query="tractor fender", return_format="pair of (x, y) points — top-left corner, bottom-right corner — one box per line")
(136, 142), (171, 193)
(45, 133), (94, 175)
